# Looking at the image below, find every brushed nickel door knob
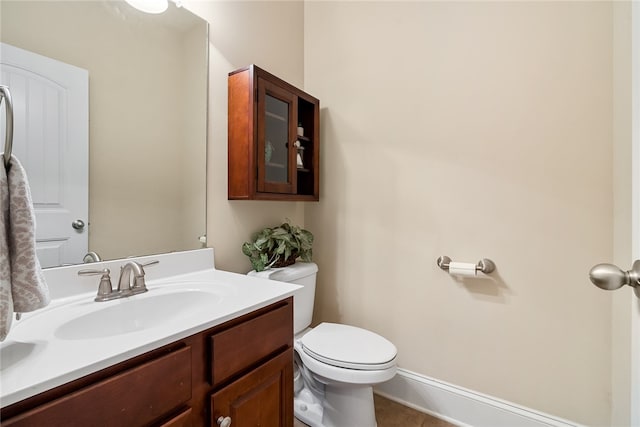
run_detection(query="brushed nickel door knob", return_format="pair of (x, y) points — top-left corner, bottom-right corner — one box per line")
(589, 260), (640, 298)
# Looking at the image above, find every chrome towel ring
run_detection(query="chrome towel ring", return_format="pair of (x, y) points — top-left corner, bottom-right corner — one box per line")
(0, 85), (14, 169)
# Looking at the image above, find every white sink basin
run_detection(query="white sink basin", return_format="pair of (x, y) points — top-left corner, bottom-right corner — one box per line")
(54, 289), (222, 340)
(0, 342), (41, 372)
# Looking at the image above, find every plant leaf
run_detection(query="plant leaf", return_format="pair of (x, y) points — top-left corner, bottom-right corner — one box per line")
(241, 243), (253, 257)
(301, 248), (312, 262)
(253, 258), (265, 272)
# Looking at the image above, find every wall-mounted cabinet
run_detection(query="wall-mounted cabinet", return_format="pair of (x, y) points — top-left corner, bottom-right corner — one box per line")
(228, 65), (320, 201)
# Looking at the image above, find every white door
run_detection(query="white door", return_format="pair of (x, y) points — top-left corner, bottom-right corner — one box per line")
(0, 43), (88, 268)
(591, 6), (640, 424)
(631, 4), (640, 424)
(605, 4), (640, 424)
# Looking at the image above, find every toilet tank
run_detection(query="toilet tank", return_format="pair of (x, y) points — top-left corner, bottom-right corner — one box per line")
(248, 262), (318, 335)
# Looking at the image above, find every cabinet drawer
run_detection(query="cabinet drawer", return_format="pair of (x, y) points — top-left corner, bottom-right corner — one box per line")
(210, 302), (292, 385)
(4, 346), (192, 427)
(158, 407), (192, 427)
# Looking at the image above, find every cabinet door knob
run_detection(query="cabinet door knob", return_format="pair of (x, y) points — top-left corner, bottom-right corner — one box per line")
(217, 416), (232, 427)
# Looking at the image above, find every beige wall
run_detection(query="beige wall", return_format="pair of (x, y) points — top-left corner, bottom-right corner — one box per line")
(304, 2), (613, 425)
(1, 1), (208, 261)
(183, 0), (305, 273)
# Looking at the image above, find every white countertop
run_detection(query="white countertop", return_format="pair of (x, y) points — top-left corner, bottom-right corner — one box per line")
(0, 249), (300, 408)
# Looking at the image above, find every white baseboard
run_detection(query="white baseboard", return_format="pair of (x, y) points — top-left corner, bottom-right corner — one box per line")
(374, 368), (583, 427)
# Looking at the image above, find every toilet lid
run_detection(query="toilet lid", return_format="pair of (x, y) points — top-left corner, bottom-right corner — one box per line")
(300, 323), (397, 370)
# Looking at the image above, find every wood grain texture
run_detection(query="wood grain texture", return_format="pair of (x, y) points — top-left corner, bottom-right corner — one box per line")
(228, 70), (253, 199)
(228, 64), (319, 201)
(3, 347), (192, 427)
(210, 303), (292, 385)
(211, 349), (293, 427)
(256, 77), (297, 195)
(158, 407), (193, 427)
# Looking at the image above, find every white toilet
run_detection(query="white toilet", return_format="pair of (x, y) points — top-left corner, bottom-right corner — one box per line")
(249, 262), (397, 427)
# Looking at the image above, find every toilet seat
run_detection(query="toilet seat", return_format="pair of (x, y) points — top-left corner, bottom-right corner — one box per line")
(299, 323), (397, 370)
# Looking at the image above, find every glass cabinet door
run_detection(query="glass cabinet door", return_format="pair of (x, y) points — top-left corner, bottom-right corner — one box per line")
(257, 78), (297, 194)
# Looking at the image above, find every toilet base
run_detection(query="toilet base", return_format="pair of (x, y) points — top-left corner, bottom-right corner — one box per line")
(294, 383), (378, 427)
(294, 387), (324, 426)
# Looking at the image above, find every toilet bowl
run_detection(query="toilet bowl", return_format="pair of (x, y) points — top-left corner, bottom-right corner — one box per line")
(248, 262), (397, 427)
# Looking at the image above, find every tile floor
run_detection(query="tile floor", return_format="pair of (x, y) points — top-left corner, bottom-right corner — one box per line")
(293, 394), (454, 427)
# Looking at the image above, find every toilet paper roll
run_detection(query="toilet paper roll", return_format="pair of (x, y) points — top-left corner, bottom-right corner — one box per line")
(448, 262), (477, 277)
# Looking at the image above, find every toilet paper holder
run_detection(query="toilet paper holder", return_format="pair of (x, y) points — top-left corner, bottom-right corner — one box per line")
(436, 256), (496, 274)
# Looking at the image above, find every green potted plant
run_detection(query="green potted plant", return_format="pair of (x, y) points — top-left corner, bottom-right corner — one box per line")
(242, 220), (314, 272)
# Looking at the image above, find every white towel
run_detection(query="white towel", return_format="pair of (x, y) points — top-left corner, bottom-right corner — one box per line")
(0, 155), (50, 341)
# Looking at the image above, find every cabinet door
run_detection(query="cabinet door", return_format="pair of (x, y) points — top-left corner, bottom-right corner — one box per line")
(257, 77), (297, 194)
(211, 350), (293, 427)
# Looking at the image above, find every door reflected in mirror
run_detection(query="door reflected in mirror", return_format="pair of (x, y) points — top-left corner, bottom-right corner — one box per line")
(0, 0), (208, 267)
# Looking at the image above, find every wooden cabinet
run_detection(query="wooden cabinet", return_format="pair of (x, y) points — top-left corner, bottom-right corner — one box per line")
(2, 346), (193, 427)
(228, 65), (320, 201)
(209, 302), (293, 427)
(1, 298), (294, 427)
(211, 350), (292, 427)
(158, 408), (193, 427)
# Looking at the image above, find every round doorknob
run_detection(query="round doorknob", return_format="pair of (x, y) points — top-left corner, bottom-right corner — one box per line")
(217, 416), (232, 427)
(589, 263), (627, 290)
(589, 260), (640, 291)
(72, 219), (85, 230)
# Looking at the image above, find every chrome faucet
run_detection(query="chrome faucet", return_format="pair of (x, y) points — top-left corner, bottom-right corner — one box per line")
(117, 260), (158, 294)
(83, 251), (102, 263)
(78, 268), (117, 302)
(78, 260), (159, 302)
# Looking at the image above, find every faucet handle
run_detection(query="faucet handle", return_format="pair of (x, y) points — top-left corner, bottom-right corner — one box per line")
(78, 267), (110, 277)
(140, 260), (159, 268)
(78, 268), (114, 301)
(133, 260), (159, 290)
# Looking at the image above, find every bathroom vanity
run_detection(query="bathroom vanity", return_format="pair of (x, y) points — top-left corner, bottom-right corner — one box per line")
(0, 249), (298, 426)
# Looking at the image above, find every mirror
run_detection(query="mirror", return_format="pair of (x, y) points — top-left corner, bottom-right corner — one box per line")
(0, 1), (208, 267)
